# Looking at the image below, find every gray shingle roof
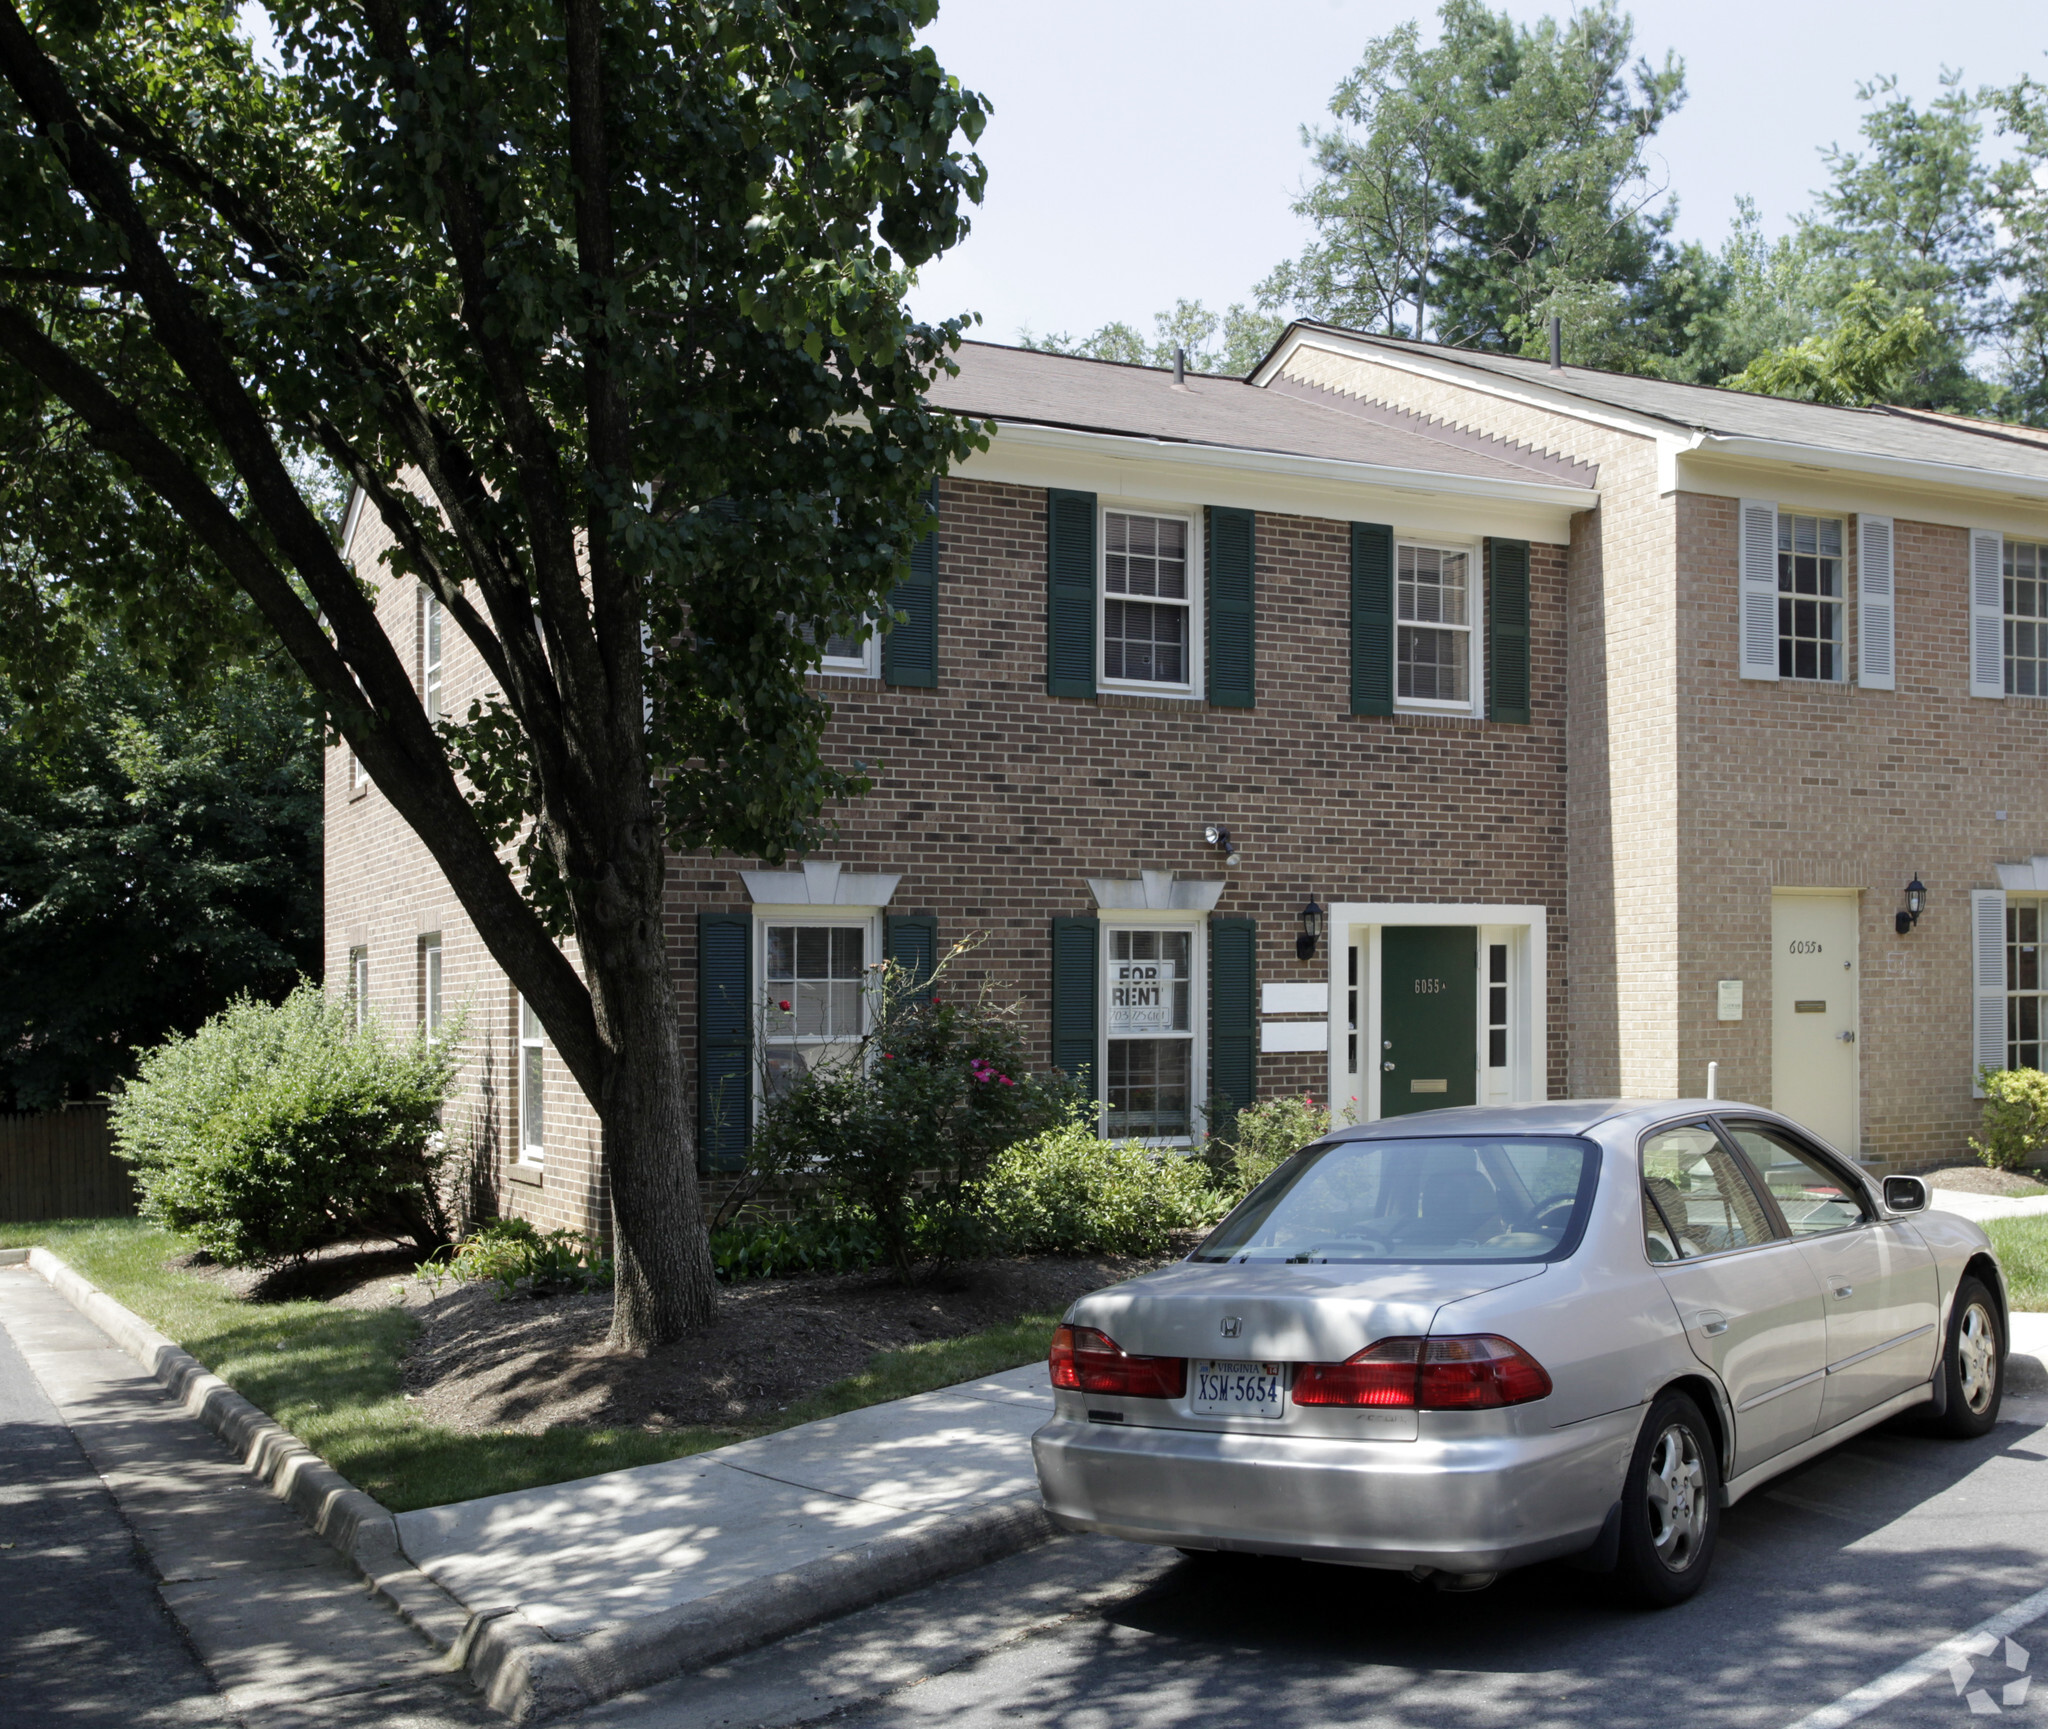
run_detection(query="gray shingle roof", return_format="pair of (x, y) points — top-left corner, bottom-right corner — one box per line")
(1291, 325), (2048, 486)
(931, 341), (1594, 491)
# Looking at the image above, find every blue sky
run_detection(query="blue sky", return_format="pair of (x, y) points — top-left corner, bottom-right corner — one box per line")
(907, 0), (2048, 347)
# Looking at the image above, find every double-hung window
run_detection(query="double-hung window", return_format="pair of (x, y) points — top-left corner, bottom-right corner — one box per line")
(349, 947), (369, 1032)
(1778, 514), (1846, 681)
(761, 921), (869, 1097)
(2005, 540), (2048, 696)
(1104, 926), (1198, 1141)
(1102, 510), (1194, 690)
(804, 618), (879, 677)
(1396, 542), (1474, 707)
(518, 996), (546, 1164)
(421, 592), (443, 721)
(2008, 899), (2046, 1071)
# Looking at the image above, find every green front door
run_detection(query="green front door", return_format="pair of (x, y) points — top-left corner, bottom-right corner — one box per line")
(1380, 926), (1477, 1117)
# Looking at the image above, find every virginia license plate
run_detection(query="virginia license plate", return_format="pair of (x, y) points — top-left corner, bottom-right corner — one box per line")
(1191, 1359), (1285, 1418)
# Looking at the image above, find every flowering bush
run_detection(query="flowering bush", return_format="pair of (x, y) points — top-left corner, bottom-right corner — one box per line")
(749, 948), (1076, 1280)
(1204, 1093), (1332, 1197)
(978, 1107), (1225, 1256)
(1972, 1068), (2048, 1171)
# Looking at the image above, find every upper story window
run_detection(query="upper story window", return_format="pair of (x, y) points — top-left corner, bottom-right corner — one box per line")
(2005, 539), (2048, 696)
(1396, 542), (1473, 707)
(1102, 510), (1194, 690)
(1778, 514), (1845, 681)
(421, 592), (444, 721)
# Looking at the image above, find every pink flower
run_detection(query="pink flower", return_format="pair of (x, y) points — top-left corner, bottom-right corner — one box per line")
(999, 1074), (1015, 1086)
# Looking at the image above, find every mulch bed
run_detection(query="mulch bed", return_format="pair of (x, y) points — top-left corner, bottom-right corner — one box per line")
(180, 1242), (1154, 1436)
(1921, 1165), (2048, 1197)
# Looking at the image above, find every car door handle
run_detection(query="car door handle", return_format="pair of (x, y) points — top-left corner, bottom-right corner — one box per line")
(1695, 1311), (1729, 1336)
(1832, 1284), (1854, 1299)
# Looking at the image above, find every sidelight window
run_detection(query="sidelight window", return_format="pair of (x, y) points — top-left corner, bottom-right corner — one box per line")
(518, 995), (545, 1164)
(2008, 898), (2047, 1071)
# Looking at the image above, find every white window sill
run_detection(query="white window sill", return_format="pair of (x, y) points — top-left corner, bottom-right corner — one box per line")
(1100, 681), (1201, 701)
(1394, 701), (1480, 718)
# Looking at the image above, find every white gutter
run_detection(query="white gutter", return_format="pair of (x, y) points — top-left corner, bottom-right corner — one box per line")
(1686, 434), (2048, 506)
(976, 418), (1598, 513)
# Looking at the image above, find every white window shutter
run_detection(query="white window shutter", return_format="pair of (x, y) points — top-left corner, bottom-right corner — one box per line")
(1973, 887), (2007, 1095)
(1739, 499), (1779, 680)
(1856, 516), (1895, 690)
(1970, 528), (2005, 698)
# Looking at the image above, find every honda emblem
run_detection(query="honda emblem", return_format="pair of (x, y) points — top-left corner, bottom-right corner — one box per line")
(1220, 1316), (1241, 1339)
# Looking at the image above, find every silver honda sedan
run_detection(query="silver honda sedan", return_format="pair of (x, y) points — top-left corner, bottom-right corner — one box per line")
(1032, 1100), (2006, 1606)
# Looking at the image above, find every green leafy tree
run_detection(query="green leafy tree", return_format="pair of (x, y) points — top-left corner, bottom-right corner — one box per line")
(1259, 1), (1687, 360)
(1984, 76), (2048, 424)
(1725, 279), (1938, 407)
(0, 634), (321, 1111)
(1021, 298), (1282, 377)
(0, 0), (988, 1347)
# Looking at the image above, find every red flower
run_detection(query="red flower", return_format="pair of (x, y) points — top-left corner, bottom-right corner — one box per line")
(778, 999), (791, 1013)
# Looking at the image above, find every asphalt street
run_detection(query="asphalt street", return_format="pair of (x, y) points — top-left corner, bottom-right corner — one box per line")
(588, 1394), (2048, 1729)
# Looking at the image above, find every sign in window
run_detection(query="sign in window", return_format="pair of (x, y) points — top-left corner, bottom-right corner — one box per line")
(1106, 929), (1193, 1139)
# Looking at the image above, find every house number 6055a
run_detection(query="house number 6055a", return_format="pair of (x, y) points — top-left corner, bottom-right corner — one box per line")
(1414, 978), (1447, 994)
(1788, 940), (1823, 955)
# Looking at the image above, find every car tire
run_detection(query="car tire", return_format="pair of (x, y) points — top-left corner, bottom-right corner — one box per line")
(1610, 1391), (1720, 1609)
(1926, 1275), (2003, 1439)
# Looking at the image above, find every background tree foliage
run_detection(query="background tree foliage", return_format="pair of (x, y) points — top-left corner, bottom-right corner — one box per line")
(0, 632), (321, 1112)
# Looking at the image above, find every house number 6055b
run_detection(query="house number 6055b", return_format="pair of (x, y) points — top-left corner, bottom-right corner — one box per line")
(1788, 940), (1823, 955)
(1414, 978), (1447, 994)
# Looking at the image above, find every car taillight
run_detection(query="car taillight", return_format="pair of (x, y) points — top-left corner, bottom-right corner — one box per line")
(1048, 1324), (1187, 1399)
(1294, 1335), (1551, 1410)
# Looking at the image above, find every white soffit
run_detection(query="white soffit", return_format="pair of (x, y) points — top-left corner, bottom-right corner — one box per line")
(741, 861), (901, 908)
(1996, 858), (2048, 892)
(1088, 870), (1225, 913)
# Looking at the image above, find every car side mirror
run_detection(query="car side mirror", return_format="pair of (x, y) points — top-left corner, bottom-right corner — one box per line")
(1882, 1175), (1929, 1214)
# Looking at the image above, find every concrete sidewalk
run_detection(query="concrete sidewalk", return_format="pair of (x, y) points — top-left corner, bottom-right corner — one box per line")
(1929, 1187), (2048, 1222)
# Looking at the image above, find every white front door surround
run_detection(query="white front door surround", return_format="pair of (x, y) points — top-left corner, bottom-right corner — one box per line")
(1319, 903), (1548, 1124)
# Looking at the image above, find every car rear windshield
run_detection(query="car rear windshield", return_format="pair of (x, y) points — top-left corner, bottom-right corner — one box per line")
(1192, 1136), (1601, 1264)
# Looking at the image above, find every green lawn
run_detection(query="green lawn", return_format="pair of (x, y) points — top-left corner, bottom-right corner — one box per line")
(0, 1219), (1056, 1512)
(1986, 1216), (2048, 1312)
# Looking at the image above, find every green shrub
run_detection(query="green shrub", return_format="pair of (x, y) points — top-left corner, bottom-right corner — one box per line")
(1972, 1068), (2048, 1172)
(979, 1109), (1224, 1257)
(1205, 1094), (1331, 1197)
(710, 1211), (882, 1283)
(431, 1218), (613, 1298)
(749, 955), (1076, 1280)
(110, 982), (460, 1266)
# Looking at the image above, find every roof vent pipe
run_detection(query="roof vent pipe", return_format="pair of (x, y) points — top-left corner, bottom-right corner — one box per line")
(1547, 317), (1562, 372)
(1174, 346), (1186, 386)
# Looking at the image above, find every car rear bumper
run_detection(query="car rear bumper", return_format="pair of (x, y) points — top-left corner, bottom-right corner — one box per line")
(1031, 1407), (1639, 1573)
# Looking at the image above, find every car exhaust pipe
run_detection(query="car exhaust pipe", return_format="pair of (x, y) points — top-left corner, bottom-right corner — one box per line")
(1410, 1567), (1499, 1593)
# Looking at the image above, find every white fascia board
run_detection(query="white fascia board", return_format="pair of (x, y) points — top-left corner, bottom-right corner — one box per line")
(1684, 434), (2048, 515)
(1259, 328), (1678, 445)
(959, 420), (1594, 546)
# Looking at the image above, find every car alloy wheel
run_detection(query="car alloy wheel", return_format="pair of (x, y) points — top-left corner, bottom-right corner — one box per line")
(1958, 1301), (1999, 1416)
(1644, 1420), (1710, 1572)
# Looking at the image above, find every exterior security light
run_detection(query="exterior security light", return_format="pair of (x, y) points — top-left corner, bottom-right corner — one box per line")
(1897, 876), (1927, 936)
(1297, 897), (1325, 962)
(1204, 824), (1240, 868)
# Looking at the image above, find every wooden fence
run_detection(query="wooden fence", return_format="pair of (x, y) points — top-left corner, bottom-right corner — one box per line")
(0, 1106), (137, 1221)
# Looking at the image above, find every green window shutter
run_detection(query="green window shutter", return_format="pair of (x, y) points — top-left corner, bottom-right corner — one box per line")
(696, 913), (751, 1173)
(883, 481), (939, 688)
(1209, 918), (1258, 1114)
(1046, 489), (1097, 699)
(1486, 537), (1531, 724)
(1050, 916), (1100, 1098)
(885, 913), (940, 1000)
(1350, 522), (1394, 716)
(1206, 506), (1256, 708)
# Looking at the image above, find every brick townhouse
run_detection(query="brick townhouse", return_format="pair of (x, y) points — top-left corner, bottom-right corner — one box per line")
(327, 327), (2048, 1235)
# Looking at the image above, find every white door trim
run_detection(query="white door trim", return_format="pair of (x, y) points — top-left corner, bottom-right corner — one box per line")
(1323, 903), (1549, 1124)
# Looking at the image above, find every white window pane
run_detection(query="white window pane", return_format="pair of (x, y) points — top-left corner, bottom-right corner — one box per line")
(521, 1043), (544, 1152)
(766, 926), (795, 981)
(521, 996), (541, 1043)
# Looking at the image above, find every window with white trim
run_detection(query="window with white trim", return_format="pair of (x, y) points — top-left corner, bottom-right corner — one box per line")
(761, 921), (870, 1097)
(1102, 510), (1195, 690)
(421, 591), (444, 721)
(1396, 542), (1473, 707)
(349, 947), (369, 1032)
(1778, 514), (1846, 681)
(518, 995), (546, 1163)
(1104, 926), (1197, 1140)
(422, 933), (442, 1040)
(2008, 898), (2046, 1071)
(801, 618), (879, 677)
(2005, 540), (2048, 696)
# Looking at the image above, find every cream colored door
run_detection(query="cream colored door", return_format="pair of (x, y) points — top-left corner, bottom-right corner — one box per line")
(1771, 892), (1860, 1153)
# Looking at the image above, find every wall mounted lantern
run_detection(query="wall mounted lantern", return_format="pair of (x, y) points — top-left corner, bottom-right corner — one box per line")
(1204, 824), (1241, 868)
(1896, 876), (1926, 936)
(1297, 896), (1325, 962)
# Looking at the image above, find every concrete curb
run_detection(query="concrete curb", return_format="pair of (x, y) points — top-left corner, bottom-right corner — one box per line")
(19, 1247), (1059, 1722)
